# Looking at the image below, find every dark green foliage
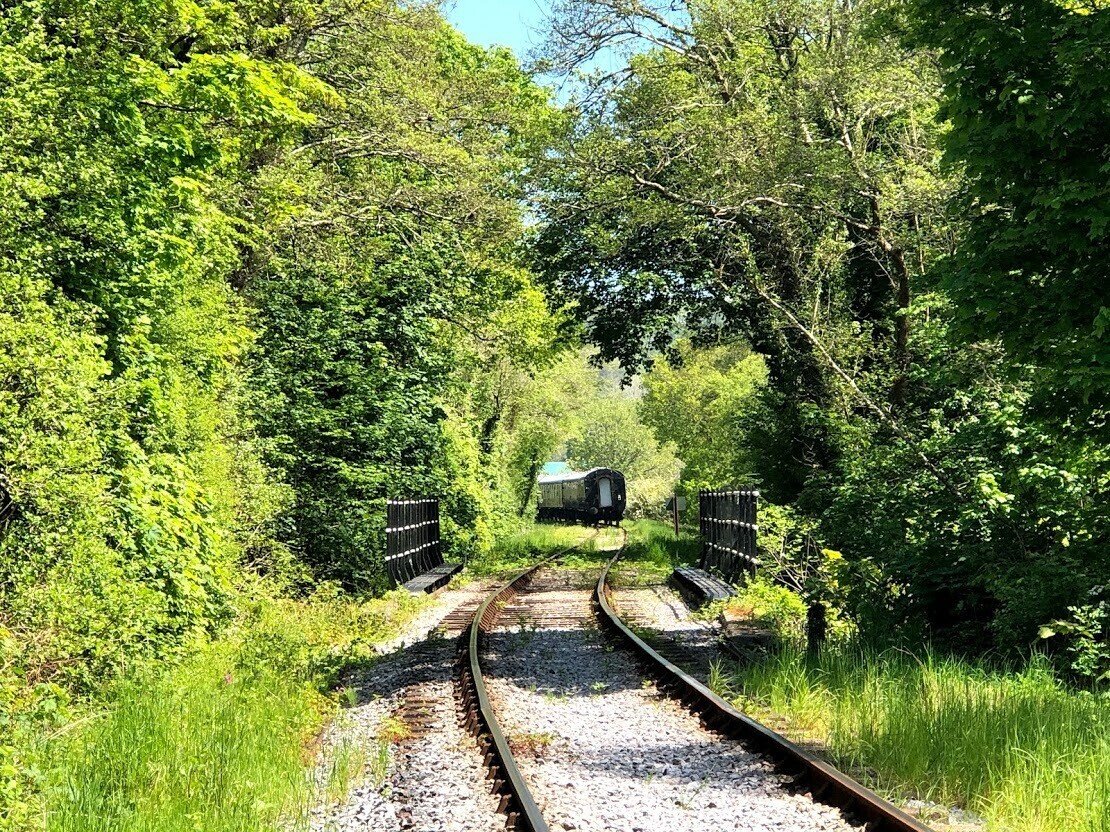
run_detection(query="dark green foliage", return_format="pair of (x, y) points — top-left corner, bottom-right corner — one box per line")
(0, 0), (309, 694)
(238, 7), (563, 586)
(534, 0), (1109, 662)
(248, 249), (460, 590)
(907, 0), (1110, 416)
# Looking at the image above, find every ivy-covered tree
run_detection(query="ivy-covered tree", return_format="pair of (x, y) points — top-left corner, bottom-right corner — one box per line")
(0, 0), (320, 687)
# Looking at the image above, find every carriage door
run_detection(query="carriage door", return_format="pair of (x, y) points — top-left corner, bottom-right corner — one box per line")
(598, 477), (613, 508)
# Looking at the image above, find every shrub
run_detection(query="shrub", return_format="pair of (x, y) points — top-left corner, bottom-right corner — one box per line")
(725, 577), (808, 638)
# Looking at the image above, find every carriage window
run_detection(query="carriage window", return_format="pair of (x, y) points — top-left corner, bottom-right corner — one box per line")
(598, 477), (613, 508)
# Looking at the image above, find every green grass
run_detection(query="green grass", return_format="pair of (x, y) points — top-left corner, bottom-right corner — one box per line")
(610, 519), (698, 587)
(716, 645), (1110, 832)
(472, 518), (697, 583)
(468, 523), (602, 575)
(45, 649), (320, 832)
(35, 585), (435, 832)
(34, 521), (691, 832)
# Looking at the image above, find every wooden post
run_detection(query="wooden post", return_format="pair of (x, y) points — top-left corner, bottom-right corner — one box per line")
(672, 493), (680, 537)
(806, 602), (827, 659)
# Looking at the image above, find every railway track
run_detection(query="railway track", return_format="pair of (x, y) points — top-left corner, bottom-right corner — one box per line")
(458, 559), (553, 831)
(458, 530), (934, 832)
(595, 546), (934, 832)
(319, 529), (933, 831)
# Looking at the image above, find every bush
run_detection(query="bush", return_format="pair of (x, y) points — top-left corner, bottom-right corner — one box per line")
(723, 577), (808, 638)
(469, 523), (597, 575)
(3, 579), (433, 831)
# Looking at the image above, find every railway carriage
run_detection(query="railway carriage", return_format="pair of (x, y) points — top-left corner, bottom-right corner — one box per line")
(536, 467), (626, 526)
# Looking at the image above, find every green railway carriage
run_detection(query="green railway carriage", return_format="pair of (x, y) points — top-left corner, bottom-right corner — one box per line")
(536, 467), (626, 526)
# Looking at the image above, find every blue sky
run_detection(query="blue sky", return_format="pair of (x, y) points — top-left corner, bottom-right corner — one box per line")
(446, 0), (551, 59)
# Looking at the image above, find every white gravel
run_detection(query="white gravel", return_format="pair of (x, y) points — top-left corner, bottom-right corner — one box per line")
(484, 579), (859, 832)
(306, 580), (505, 832)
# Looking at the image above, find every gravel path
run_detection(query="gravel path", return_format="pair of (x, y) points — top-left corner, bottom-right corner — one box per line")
(484, 575), (858, 832)
(611, 585), (725, 676)
(307, 580), (504, 832)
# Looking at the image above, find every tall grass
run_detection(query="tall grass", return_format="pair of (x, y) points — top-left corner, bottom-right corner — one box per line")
(46, 649), (320, 832)
(40, 586), (435, 832)
(721, 645), (1110, 832)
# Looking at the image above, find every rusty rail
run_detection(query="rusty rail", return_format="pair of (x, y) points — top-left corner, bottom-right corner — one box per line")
(594, 548), (935, 832)
(456, 530), (599, 831)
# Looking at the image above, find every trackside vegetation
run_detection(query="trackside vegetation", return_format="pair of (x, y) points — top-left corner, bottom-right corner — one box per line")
(713, 646), (1110, 832)
(535, 0), (1109, 669)
(0, 0), (1107, 827)
(28, 589), (433, 832)
(0, 0), (574, 824)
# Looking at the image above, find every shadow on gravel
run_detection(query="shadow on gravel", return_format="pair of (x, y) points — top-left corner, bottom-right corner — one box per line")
(341, 633), (461, 703)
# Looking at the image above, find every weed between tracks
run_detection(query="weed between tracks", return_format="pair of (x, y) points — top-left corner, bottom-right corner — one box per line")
(509, 731), (555, 758)
(610, 520), (698, 587)
(713, 645), (1110, 832)
(366, 714), (413, 791)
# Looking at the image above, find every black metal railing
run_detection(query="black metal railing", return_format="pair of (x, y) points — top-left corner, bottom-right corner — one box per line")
(385, 497), (442, 585)
(698, 488), (759, 583)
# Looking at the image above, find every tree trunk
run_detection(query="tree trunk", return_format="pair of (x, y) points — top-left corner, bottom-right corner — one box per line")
(518, 457), (542, 517)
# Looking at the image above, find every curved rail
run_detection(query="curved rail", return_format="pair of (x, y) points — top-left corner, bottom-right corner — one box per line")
(456, 530), (603, 832)
(594, 549), (935, 832)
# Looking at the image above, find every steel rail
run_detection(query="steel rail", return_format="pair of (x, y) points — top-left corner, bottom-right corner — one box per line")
(594, 548), (935, 832)
(456, 530), (599, 831)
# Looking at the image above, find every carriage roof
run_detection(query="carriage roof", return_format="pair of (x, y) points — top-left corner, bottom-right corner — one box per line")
(537, 467), (621, 484)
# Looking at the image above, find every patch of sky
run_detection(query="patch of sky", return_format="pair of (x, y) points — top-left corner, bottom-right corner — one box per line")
(446, 0), (685, 102)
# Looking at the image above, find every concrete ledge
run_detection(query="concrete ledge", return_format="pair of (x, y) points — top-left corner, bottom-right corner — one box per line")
(402, 561), (463, 593)
(670, 566), (735, 605)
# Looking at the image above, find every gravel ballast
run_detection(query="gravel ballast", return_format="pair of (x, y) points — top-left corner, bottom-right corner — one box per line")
(307, 580), (505, 832)
(484, 574), (858, 832)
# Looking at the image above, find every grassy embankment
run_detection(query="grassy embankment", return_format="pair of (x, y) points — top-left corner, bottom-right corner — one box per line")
(33, 586), (431, 832)
(611, 518), (699, 586)
(712, 619), (1110, 831)
(467, 522), (606, 576)
(34, 522), (612, 832)
(469, 517), (699, 583)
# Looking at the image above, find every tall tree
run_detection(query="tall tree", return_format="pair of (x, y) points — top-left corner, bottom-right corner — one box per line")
(0, 0), (319, 684)
(534, 0), (954, 500)
(237, 1), (565, 587)
(639, 341), (767, 489)
(531, 0), (1107, 649)
(906, 0), (1110, 420)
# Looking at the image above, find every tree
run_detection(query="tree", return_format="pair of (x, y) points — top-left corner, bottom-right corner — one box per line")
(534, 0), (956, 500)
(640, 341), (767, 489)
(0, 0), (319, 687)
(530, 0), (1108, 650)
(906, 0), (1110, 420)
(238, 2), (566, 587)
